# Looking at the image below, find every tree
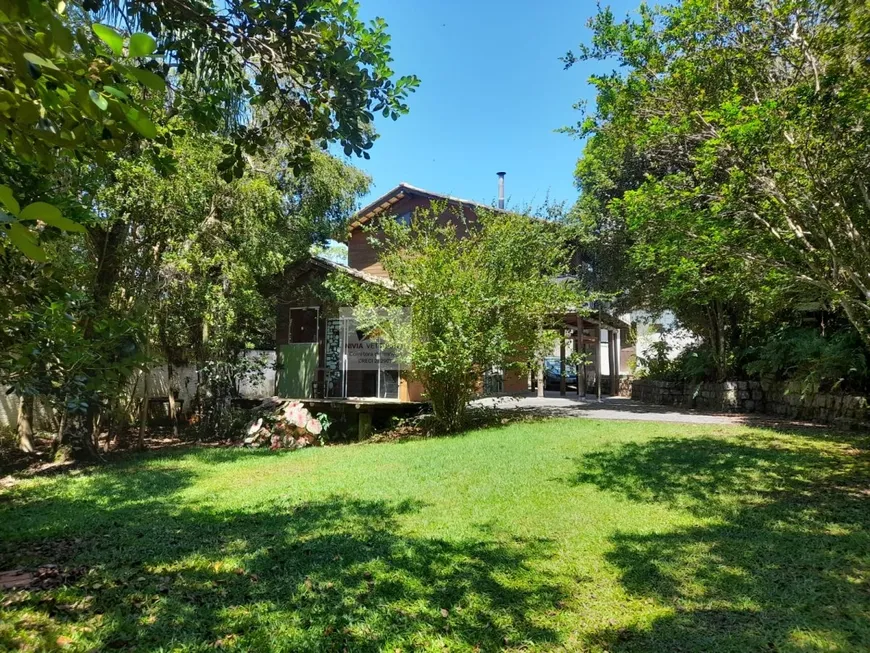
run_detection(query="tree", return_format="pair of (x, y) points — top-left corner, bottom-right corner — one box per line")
(126, 134), (369, 438)
(566, 0), (869, 371)
(1, 0), (414, 456)
(1, 0), (417, 258)
(0, 150), (112, 453)
(0, 122), (369, 458)
(344, 204), (582, 432)
(0, 252), (71, 452)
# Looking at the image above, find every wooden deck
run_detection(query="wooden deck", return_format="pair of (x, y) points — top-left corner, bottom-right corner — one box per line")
(282, 396), (427, 440)
(293, 396), (424, 407)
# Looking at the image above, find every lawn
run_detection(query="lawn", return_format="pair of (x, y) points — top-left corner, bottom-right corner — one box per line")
(1, 418), (868, 652)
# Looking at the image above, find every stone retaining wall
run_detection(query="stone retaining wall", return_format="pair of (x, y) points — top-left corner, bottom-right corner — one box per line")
(588, 375), (633, 398)
(631, 378), (869, 427)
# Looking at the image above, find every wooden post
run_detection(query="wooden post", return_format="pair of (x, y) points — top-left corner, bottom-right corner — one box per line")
(596, 308), (603, 401)
(577, 315), (585, 397)
(167, 362), (179, 438)
(358, 409), (372, 441)
(17, 395), (35, 453)
(559, 331), (567, 397)
(53, 405), (67, 455)
(609, 329), (619, 396)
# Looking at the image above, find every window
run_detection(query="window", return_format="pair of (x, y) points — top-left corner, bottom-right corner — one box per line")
(289, 307), (319, 343)
(340, 317), (400, 399)
(396, 211), (412, 226)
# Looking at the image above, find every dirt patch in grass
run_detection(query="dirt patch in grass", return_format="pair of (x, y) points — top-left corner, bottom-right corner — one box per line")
(0, 565), (89, 592)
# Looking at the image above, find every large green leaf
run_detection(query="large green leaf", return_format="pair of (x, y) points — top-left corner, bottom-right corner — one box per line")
(19, 201), (61, 223)
(6, 223), (47, 262)
(50, 16), (75, 52)
(44, 214), (86, 232)
(88, 89), (108, 111)
(20, 202), (85, 232)
(102, 86), (129, 100)
(126, 109), (158, 138)
(129, 33), (157, 57)
(0, 185), (20, 216)
(128, 66), (166, 92)
(23, 52), (60, 71)
(92, 24), (124, 56)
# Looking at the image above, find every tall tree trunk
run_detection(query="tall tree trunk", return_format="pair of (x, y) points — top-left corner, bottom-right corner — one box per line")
(17, 395), (35, 453)
(707, 301), (728, 381)
(53, 405), (66, 455)
(103, 399), (115, 452)
(57, 413), (100, 461)
(138, 367), (150, 450)
(840, 296), (870, 354)
(58, 220), (131, 461)
(113, 371), (141, 449)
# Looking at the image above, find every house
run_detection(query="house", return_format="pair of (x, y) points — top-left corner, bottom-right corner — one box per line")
(273, 180), (630, 403)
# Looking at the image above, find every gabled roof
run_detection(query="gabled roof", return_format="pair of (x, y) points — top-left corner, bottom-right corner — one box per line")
(349, 182), (504, 231)
(285, 255), (396, 290)
(283, 258), (628, 330)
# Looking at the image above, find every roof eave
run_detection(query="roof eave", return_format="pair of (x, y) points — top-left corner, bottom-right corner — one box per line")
(348, 182), (512, 233)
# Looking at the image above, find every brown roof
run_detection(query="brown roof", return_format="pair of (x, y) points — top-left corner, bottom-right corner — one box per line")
(284, 257), (627, 330)
(349, 182), (506, 231)
(284, 255), (396, 290)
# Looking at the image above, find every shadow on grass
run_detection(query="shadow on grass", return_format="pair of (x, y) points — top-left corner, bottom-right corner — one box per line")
(0, 452), (565, 651)
(570, 429), (870, 652)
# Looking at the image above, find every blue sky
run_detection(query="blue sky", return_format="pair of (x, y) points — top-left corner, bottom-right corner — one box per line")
(342, 0), (637, 211)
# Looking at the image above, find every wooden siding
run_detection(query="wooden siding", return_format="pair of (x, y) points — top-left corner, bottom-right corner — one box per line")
(503, 369), (529, 393)
(399, 377), (425, 402)
(347, 193), (480, 278)
(275, 266), (336, 346)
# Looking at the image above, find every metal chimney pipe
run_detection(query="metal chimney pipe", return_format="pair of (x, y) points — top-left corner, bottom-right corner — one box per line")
(497, 171), (506, 209)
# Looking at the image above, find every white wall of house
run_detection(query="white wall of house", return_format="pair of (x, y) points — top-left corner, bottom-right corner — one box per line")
(598, 328), (619, 376)
(620, 310), (698, 371)
(0, 393), (56, 431)
(125, 350), (277, 403)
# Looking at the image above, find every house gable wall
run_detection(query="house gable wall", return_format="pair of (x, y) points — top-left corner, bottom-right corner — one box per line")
(347, 194), (480, 279)
(275, 265), (341, 347)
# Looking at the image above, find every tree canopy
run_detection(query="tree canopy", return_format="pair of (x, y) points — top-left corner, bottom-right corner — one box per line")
(0, 0), (416, 456)
(0, 126), (370, 456)
(568, 0), (870, 382)
(1, 0), (416, 258)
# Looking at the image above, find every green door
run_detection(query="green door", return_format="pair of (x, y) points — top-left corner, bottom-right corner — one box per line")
(276, 343), (318, 397)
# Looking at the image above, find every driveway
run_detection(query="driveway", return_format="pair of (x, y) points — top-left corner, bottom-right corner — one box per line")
(472, 391), (744, 425)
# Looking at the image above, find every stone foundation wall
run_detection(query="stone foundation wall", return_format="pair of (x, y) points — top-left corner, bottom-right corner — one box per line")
(631, 378), (869, 428)
(596, 376), (633, 398)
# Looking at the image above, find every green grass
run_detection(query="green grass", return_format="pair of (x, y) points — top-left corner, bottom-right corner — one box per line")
(1, 418), (868, 652)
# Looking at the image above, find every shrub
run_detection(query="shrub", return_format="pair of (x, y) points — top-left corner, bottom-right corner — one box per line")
(635, 340), (720, 382)
(0, 425), (17, 453)
(341, 202), (581, 433)
(634, 340), (675, 380)
(745, 327), (868, 394)
(671, 344), (719, 382)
